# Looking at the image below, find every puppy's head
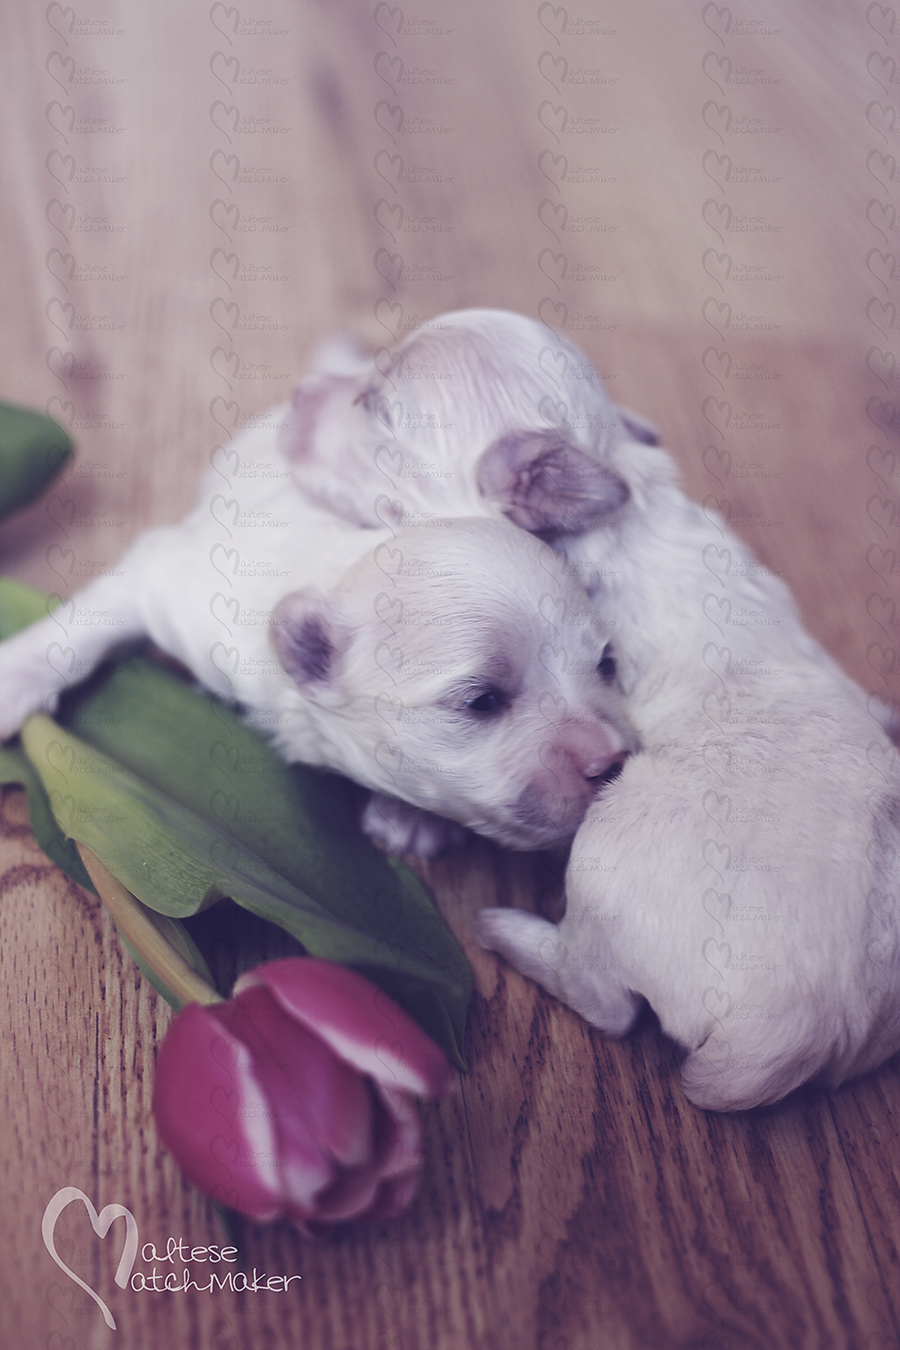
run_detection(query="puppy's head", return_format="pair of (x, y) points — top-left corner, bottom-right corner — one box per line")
(283, 309), (658, 533)
(270, 518), (638, 850)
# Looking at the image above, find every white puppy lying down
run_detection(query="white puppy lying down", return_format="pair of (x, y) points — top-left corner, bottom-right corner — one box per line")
(286, 308), (900, 1111)
(0, 408), (635, 853)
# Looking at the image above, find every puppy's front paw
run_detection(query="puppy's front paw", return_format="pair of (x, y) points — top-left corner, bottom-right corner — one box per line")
(361, 793), (469, 858)
(0, 685), (60, 740)
(0, 639), (63, 739)
(475, 907), (568, 997)
(476, 906), (642, 1036)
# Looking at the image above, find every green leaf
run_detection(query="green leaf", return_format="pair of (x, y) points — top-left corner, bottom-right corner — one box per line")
(0, 577), (57, 639)
(117, 913), (217, 1011)
(0, 572), (471, 1066)
(0, 580), (92, 889)
(18, 658), (470, 1067)
(0, 741), (95, 891)
(70, 660), (465, 975)
(0, 403), (73, 523)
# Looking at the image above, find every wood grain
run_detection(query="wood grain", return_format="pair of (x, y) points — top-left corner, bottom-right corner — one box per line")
(2, 1), (899, 1347)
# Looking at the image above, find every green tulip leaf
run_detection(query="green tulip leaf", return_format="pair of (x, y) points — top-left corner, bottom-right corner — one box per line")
(22, 703), (470, 1066)
(0, 579), (471, 1067)
(0, 403), (73, 523)
(118, 915), (217, 1012)
(0, 576), (57, 637)
(0, 740), (96, 891)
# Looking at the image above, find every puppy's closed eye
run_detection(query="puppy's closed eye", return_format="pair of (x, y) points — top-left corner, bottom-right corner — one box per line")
(597, 644), (617, 684)
(465, 686), (509, 715)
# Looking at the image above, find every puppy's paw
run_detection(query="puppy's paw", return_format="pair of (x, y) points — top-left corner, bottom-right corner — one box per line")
(361, 793), (469, 858)
(0, 697), (60, 740)
(476, 906), (642, 1035)
(475, 907), (567, 998)
(0, 639), (64, 739)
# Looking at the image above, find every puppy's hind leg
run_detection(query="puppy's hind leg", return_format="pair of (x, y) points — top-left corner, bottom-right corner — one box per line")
(681, 1008), (829, 1112)
(475, 907), (642, 1037)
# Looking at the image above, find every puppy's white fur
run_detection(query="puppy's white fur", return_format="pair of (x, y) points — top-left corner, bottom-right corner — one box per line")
(287, 308), (900, 1111)
(0, 405), (635, 854)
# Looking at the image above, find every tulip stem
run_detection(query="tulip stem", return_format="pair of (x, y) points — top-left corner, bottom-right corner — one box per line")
(77, 844), (223, 1008)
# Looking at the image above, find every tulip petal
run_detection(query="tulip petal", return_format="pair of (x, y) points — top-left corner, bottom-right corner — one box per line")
(303, 1161), (385, 1224)
(228, 983), (402, 1218)
(218, 985), (371, 1214)
(236, 958), (455, 1097)
(371, 1083), (423, 1176)
(152, 1003), (284, 1222)
(307, 1082), (421, 1225)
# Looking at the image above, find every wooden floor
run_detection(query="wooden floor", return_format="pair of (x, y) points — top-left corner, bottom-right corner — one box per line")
(2, 1), (900, 1346)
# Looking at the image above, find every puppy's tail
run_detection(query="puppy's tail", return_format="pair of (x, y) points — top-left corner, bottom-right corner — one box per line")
(680, 1003), (832, 1113)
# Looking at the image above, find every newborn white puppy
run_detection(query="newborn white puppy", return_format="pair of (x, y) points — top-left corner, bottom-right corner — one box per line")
(286, 309), (900, 1111)
(478, 449), (900, 1110)
(0, 408), (635, 853)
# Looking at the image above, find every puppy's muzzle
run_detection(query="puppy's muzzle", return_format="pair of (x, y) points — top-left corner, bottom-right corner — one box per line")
(557, 720), (634, 792)
(508, 721), (633, 848)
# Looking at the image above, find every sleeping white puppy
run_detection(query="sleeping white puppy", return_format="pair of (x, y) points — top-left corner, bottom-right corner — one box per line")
(0, 406), (635, 853)
(286, 308), (900, 1111)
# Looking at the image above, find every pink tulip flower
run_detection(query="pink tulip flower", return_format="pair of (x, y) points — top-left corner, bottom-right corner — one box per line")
(152, 957), (455, 1231)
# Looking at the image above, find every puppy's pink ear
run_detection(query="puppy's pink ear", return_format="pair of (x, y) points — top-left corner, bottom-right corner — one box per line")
(476, 430), (629, 535)
(270, 589), (349, 688)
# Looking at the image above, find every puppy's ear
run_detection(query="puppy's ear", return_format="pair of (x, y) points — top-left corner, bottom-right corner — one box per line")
(283, 373), (362, 465)
(614, 405), (660, 445)
(476, 430), (629, 535)
(270, 589), (350, 691)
